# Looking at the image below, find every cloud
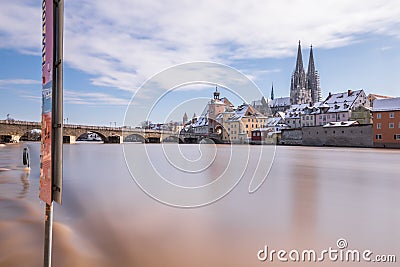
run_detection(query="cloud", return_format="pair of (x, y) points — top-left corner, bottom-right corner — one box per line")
(21, 89), (130, 106)
(1, 0), (400, 93)
(0, 1), (40, 55)
(0, 79), (41, 86)
(64, 90), (130, 106)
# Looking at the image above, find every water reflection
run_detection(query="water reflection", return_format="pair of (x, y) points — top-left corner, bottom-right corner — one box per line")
(18, 171), (30, 199)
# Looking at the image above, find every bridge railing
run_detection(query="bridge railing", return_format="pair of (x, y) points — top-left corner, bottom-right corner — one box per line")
(0, 120), (41, 127)
(64, 124), (122, 131)
(0, 120), (177, 135)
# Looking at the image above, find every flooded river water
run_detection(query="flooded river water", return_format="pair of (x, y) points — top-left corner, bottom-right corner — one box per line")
(0, 142), (399, 266)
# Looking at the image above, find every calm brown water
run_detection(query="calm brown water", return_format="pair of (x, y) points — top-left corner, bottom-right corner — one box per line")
(0, 142), (399, 266)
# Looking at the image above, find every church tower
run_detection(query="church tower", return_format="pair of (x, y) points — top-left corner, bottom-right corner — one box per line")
(213, 85), (220, 100)
(290, 41), (311, 105)
(183, 112), (188, 125)
(306, 45), (321, 103)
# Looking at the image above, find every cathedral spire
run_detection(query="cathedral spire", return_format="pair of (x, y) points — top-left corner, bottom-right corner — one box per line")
(290, 40), (310, 105)
(306, 44), (321, 103)
(270, 82), (274, 100)
(307, 44), (315, 75)
(295, 40), (304, 74)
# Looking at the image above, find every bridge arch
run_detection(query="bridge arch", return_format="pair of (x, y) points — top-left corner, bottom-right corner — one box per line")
(20, 129), (42, 141)
(76, 131), (108, 142)
(124, 133), (145, 143)
(161, 135), (183, 143)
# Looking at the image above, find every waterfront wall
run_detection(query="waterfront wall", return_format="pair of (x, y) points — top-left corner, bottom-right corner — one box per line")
(302, 124), (373, 147)
(280, 125), (373, 147)
(280, 129), (302, 145)
(373, 142), (400, 148)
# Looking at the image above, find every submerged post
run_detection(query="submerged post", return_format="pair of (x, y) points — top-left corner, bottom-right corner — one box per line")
(43, 203), (53, 267)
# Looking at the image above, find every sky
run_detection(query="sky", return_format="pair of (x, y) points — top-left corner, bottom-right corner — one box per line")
(0, 0), (400, 126)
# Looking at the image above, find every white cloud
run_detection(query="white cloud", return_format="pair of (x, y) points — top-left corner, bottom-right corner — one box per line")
(21, 89), (130, 106)
(0, 79), (41, 86)
(0, 1), (40, 55)
(1, 0), (400, 94)
(64, 90), (130, 106)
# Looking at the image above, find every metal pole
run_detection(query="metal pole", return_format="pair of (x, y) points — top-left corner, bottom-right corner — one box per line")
(43, 203), (53, 267)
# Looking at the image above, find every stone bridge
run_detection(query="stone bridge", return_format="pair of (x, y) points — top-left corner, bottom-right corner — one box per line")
(0, 120), (178, 143)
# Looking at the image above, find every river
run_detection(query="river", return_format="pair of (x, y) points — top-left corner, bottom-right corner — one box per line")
(0, 142), (399, 266)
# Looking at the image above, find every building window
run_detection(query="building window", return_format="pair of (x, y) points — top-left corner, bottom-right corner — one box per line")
(246, 124), (248, 128)
(395, 134), (400, 140)
(319, 115), (322, 119)
(398, 122), (400, 128)
(342, 131), (344, 134)
(390, 112), (394, 118)
(342, 114), (345, 118)
(377, 113), (381, 119)
(377, 123), (381, 129)
(376, 134), (382, 140)
(389, 123), (394, 129)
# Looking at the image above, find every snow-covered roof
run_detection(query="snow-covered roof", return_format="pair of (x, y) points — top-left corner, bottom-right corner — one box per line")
(373, 97), (400, 112)
(323, 90), (364, 113)
(193, 116), (208, 127)
(225, 104), (265, 122)
(323, 121), (359, 127)
(211, 99), (226, 105)
(270, 97), (290, 107)
(284, 103), (308, 118)
(220, 97), (234, 107)
(227, 105), (248, 121)
(252, 128), (271, 132)
(276, 111), (286, 119)
(267, 117), (283, 126)
(215, 113), (223, 120)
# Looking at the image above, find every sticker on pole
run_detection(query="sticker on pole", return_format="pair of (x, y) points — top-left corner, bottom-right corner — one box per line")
(40, 0), (54, 205)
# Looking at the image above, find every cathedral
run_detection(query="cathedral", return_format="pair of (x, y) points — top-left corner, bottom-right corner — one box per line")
(290, 41), (321, 105)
